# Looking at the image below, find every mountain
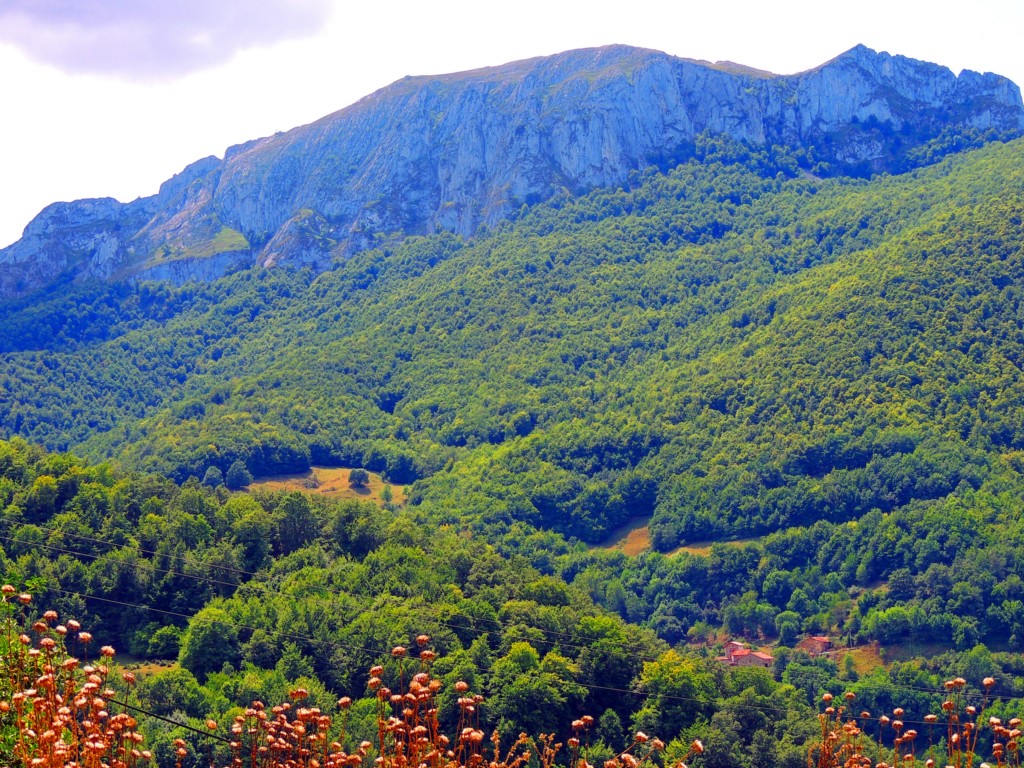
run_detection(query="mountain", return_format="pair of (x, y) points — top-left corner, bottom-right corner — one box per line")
(1, 129), (1023, 549)
(1, 44), (1022, 298)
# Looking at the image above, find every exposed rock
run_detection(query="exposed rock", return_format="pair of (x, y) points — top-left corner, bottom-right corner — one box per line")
(2, 44), (1022, 297)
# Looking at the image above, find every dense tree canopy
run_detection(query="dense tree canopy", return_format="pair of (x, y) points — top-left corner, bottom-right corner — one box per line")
(3, 132), (1024, 764)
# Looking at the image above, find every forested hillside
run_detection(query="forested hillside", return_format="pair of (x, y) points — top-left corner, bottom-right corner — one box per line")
(6, 437), (1024, 768)
(2, 136), (1023, 553)
(5, 36), (1024, 768)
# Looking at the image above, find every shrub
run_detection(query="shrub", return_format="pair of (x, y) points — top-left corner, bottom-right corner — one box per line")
(226, 460), (254, 490)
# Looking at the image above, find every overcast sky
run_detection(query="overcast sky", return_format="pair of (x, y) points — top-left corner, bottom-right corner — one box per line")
(1, 0), (1022, 249)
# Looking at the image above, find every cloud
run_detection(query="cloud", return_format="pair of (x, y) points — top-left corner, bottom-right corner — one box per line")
(0, 0), (333, 79)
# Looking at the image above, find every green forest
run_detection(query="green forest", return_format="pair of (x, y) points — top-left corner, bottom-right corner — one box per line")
(3, 132), (1024, 766)
(5, 436), (1024, 768)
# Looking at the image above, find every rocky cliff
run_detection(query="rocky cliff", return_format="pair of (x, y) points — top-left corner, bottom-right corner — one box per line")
(2, 44), (1022, 297)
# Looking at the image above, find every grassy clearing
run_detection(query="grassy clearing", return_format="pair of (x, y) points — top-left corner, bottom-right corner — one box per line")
(881, 640), (949, 664)
(595, 516), (652, 555)
(841, 643), (886, 675)
(250, 466), (406, 507)
(667, 536), (765, 557)
(115, 653), (177, 678)
(595, 519), (767, 558)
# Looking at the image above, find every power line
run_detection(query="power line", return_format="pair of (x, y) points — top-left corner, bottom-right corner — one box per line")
(6, 526), (658, 662)
(97, 693), (234, 745)
(42, 585), (1018, 731)
(9, 526), (1018, 703)
(0, 533), (242, 591)
(34, 524), (256, 579)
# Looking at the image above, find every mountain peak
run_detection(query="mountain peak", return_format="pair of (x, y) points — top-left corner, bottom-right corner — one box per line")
(2, 44), (1022, 298)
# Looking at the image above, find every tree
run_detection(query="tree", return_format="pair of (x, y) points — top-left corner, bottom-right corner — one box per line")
(147, 624), (183, 659)
(488, 643), (585, 736)
(232, 505), (274, 571)
(775, 611), (802, 646)
(225, 460), (253, 490)
(137, 667), (209, 718)
(349, 468), (370, 488)
(598, 708), (626, 748)
(202, 466), (224, 488)
(276, 642), (316, 680)
(631, 650), (716, 741)
(178, 606), (241, 682)
(275, 492), (317, 555)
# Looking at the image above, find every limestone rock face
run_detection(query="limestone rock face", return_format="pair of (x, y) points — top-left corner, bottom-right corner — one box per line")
(3, 44), (1022, 297)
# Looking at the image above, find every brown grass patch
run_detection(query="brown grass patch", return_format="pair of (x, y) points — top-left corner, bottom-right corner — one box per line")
(594, 520), (766, 558)
(595, 516), (653, 555)
(115, 654), (177, 678)
(250, 466), (406, 507)
(131, 661), (178, 678)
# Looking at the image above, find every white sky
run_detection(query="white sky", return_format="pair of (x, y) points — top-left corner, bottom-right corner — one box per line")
(1, 0), (1022, 250)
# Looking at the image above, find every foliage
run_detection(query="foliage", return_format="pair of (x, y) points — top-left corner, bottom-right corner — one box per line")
(2, 133), (1024, 763)
(2, 137), (1023, 555)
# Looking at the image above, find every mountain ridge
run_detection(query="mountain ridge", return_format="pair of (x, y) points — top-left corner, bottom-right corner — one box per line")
(1, 43), (1022, 298)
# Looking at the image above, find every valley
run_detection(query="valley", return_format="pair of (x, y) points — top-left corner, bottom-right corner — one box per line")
(1, 42), (1024, 768)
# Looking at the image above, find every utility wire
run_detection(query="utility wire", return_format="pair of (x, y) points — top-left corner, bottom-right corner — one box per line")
(6, 528), (1015, 704)
(97, 693), (234, 745)
(8, 527), (1017, 702)
(3, 528), (658, 661)
(24, 519), (611, 645)
(41, 585), (1020, 731)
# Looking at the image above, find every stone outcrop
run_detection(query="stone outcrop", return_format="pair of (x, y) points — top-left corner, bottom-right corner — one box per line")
(2, 44), (1022, 297)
